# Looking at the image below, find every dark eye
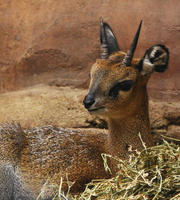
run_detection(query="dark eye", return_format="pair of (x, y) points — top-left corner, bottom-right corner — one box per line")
(109, 80), (133, 98)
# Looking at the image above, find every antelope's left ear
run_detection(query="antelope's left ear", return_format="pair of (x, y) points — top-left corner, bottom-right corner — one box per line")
(138, 44), (169, 76)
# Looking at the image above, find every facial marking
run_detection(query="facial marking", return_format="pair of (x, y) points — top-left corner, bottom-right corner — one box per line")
(109, 80), (133, 98)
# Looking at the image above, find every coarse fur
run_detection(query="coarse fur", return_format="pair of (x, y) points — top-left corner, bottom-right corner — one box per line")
(0, 21), (169, 198)
(0, 124), (108, 197)
(0, 162), (34, 200)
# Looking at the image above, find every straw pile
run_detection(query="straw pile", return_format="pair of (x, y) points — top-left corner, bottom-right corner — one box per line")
(39, 138), (180, 200)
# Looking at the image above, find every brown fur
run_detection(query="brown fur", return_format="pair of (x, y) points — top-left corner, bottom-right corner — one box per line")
(0, 124), (109, 197)
(0, 49), (168, 197)
(88, 52), (154, 158)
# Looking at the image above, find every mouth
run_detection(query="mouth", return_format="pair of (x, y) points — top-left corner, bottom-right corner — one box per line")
(88, 106), (105, 113)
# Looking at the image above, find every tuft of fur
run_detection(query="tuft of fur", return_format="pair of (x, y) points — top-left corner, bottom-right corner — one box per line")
(0, 162), (34, 200)
(0, 123), (25, 165)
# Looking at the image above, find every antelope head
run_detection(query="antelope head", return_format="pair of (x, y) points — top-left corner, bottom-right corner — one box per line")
(83, 18), (169, 119)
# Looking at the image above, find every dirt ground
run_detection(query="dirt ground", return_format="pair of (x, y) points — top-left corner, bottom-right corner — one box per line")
(0, 84), (179, 141)
(0, 84), (92, 128)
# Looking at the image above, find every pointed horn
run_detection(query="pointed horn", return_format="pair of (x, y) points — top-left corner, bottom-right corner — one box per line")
(122, 20), (142, 66)
(100, 17), (109, 59)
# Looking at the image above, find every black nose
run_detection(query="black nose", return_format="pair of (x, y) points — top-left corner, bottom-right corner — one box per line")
(83, 94), (95, 109)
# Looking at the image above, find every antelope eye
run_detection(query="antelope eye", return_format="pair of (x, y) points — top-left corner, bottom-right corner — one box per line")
(109, 80), (133, 98)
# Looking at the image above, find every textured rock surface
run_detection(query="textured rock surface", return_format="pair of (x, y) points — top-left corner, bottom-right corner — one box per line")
(167, 125), (180, 140)
(149, 100), (180, 140)
(0, 0), (179, 100)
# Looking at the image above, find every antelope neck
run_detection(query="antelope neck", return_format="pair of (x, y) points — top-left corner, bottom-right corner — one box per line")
(106, 99), (153, 158)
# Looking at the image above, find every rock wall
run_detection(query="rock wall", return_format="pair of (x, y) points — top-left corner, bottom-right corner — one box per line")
(0, 0), (180, 100)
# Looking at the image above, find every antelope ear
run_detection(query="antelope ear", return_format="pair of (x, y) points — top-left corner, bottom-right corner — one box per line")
(138, 44), (169, 76)
(103, 22), (120, 54)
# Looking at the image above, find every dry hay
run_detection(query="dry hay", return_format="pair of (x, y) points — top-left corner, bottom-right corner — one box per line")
(44, 137), (180, 200)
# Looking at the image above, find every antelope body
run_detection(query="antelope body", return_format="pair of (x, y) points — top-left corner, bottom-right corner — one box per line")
(0, 19), (169, 198)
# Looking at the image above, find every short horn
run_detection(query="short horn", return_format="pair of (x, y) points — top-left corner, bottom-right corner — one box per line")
(122, 20), (142, 66)
(100, 17), (109, 59)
